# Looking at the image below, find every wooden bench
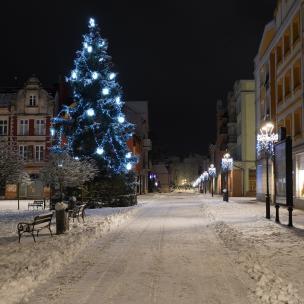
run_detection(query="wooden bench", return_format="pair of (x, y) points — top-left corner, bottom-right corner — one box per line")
(28, 200), (44, 210)
(17, 213), (53, 243)
(68, 204), (86, 222)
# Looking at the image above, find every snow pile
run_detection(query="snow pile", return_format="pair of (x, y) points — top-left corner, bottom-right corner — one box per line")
(0, 205), (139, 304)
(202, 198), (304, 304)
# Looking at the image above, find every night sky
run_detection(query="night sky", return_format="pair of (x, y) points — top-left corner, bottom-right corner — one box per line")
(0, 1), (276, 156)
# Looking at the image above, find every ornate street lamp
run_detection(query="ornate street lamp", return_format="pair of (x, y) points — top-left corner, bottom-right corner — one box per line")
(221, 152), (233, 202)
(208, 164), (216, 197)
(257, 121), (278, 219)
(202, 171), (209, 194)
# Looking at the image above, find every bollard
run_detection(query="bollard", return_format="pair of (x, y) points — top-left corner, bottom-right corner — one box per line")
(55, 202), (69, 234)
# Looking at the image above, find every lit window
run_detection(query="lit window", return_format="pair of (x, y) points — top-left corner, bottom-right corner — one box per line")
(35, 119), (45, 135)
(35, 145), (44, 161)
(0, 120), (8, 135)
(19, 120), (29, 135)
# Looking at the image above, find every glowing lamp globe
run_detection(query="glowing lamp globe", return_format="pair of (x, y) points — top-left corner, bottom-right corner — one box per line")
(96, 147), (104, 155)
(86, 108), (95, 117)
(92, 72), (98, 80)
(118, 116), (125, 123)
(102, 88), (110, 95)
(109, 73), (116, 80)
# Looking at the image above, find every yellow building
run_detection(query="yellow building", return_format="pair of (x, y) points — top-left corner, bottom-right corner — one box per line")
(255, 0), (304, 206)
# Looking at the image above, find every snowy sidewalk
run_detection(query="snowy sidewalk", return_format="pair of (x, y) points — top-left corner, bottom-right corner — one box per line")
(202, 195), (304, 304)
(0, 203), (140, 304)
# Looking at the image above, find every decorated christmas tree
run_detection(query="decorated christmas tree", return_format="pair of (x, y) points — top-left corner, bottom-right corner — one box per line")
(52, 18), (136, 171)
(51, 18), (137, 200)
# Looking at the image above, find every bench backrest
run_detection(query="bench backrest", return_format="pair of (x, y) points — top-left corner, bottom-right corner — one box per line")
(33, 200), (44, 205)
(33, 213), (53, 226)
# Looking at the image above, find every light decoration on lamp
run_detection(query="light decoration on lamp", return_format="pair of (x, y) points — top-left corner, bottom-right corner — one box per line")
(71, 71), (77, 80)
(208, 164), (216, 178)
(86, 108), (95, 117)
(102, 87), (110, 95)
(257, 121), (278, 157)
(221, 152), (233, 172)
(126, 152), (132, 159)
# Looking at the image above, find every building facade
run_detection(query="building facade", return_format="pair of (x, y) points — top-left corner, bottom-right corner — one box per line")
(0, 77), (56, 199)
(254, 0), (304, 206)
(125, 101), (152, 194)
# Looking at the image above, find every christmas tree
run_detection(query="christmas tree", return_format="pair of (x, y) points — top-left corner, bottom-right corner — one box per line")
(52, 18), (136, 178)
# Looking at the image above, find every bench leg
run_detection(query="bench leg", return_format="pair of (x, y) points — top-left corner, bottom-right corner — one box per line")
(18, 231), (21, 243)
(37, 230), (39, 237)
(31, 232), (36, 242)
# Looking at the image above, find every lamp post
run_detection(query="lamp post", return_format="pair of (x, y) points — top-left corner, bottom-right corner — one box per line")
(202, 171), (209, 194)
(257, 121), (278, 219)
(221, 152), (233, 202)
(208, 164), (216, 197)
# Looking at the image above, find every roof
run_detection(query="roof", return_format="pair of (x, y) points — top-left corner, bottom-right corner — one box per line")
(0, 93), (16, 107)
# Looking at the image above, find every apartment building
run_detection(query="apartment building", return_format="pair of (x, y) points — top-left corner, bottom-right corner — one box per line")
(0, 77), (56, 199)
(254, 0), (304, 206)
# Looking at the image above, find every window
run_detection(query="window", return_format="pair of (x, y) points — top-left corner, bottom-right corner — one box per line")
(284, 71), (291, 97)
(35, 119), (45, 135)
(285, 115), (292, 136)
(19, 145), (28, 160)
(293, 61), (301, 90)
(0, 120), (8, 135)
(19, 120), (29, 135)
(276, 42), (282, 64)
(35, 145), (44, 161)
(294, 108), (302, 136)
(292, 14), (300, 44)
(29, 95), (37, 107)
(277, 79), (283, 103)
(284, 30), (291, 55)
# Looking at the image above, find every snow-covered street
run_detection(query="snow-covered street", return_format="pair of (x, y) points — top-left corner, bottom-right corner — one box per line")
(23, 193), (252, 304)
(2, 193), (304, 304)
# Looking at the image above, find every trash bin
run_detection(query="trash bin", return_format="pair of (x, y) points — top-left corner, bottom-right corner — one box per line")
(55, 202), (69, 234)
(223, 189), (228, 202)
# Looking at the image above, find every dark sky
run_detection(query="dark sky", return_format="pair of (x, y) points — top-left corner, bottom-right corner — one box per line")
(0, 0), (276, 156)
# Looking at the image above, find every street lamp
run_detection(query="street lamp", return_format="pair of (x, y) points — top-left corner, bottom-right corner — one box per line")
(221, 152), (233, 202)
(202, 171), (209, 194)
(257, 120), (278, 219)
(208, 164), (216, 197)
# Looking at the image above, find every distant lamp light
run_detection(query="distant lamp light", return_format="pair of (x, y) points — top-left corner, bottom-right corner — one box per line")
(126, 162), (132, 171)
(86, 108), (95, 117)
(96, 147), (104, 155)
(87, 46), (93, 53)
(118, 116), (125, 123)
(102, 87), (110, 95)
(126, 152), (132, 159)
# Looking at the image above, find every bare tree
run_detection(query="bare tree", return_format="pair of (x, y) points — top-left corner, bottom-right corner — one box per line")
(40, 152), (98, 201)
(0, 142), (31, 209)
